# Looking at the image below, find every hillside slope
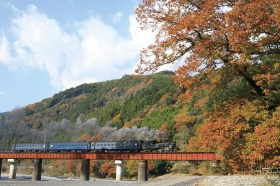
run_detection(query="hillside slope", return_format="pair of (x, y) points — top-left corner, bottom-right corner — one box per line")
(0, 71), (194, 150)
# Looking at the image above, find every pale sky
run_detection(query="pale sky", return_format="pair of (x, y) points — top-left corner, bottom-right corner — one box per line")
(0, 0), (178, 112)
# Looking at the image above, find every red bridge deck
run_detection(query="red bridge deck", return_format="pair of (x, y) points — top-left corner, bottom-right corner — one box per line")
(0, 152), (221, 161)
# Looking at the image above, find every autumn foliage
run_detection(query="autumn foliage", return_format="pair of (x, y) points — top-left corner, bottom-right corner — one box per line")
(136, 0), (280, 172)
(100, 161), (116, 178)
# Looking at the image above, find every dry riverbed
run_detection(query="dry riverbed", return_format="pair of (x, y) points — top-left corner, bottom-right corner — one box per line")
(0, 174), (279, 186)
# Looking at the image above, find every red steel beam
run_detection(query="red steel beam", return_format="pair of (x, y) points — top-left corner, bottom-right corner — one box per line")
(0, 152), (221, 161)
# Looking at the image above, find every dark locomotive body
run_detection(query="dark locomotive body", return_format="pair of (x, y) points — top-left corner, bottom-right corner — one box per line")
(141, 141), (177, 152)
(12, 140), (176, 152)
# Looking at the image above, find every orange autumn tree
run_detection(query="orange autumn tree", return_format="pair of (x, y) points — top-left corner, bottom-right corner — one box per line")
(136, 0), (280, 172)
(246, 107), (280, 168)
(187, 99), (270, 172)
(136, 0), (280, 100)
(100, 161), (116, 178)
(66, 160), (79, 176)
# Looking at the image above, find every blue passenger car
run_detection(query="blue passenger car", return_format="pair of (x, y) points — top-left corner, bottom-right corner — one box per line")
(12, 143), (47, 152)
(91, 142), (117, 151)
(48, 142), (90, 152)
(91, 141), (140, 152)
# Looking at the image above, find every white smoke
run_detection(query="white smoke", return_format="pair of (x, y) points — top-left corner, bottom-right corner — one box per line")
(42, 117), (169, 142)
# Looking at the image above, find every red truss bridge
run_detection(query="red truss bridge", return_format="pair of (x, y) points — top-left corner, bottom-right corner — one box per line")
(0, 152), (221, 161)
(0, 152), (221, 182)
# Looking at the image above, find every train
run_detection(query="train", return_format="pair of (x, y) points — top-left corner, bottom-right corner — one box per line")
(11, 140), (177, 152)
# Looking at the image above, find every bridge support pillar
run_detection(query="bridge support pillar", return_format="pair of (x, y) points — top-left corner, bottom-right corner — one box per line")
(0, 159), (2, 180)
(115, 160), (123, 180)
(8, 159), (18, 179)
(32, 159), (42, 181)
(80, 159), (90, 181)
(138, 160), (148, 181)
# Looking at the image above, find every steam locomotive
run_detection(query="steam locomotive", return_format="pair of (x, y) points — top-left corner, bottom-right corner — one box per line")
(12, 140), (177, 152)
